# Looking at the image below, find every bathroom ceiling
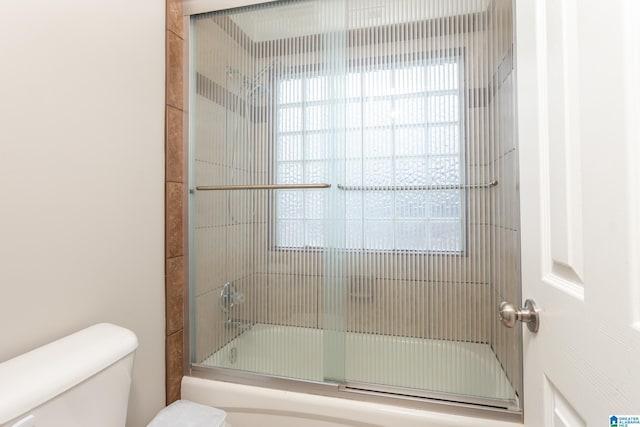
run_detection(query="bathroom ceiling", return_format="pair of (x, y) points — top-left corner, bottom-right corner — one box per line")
(229, 0), (491, 42)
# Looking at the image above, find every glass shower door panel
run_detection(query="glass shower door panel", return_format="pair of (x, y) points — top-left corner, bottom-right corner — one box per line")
(189, 0), (348, 384)
(189, 0), (522, 411)
(340, 0), (521, 408)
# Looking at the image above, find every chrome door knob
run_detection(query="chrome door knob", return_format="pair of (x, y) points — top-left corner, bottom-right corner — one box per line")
(499, 299), (540, 332)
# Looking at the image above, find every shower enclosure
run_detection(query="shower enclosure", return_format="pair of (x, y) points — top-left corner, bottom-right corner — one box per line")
(189, 0), (521, 413)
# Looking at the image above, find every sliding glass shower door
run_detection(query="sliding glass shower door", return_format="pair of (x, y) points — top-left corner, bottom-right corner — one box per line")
(190, 0), (349, 385)
(190, 0), (521, 411)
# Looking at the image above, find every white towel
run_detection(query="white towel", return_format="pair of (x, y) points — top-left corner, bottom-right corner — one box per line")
(147, 400), (228, 427)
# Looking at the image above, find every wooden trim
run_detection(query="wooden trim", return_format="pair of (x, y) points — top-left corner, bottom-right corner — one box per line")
(165, 0), (185, 406)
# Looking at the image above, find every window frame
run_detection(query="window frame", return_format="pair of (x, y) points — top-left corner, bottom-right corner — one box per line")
(268, 49), (468, 256)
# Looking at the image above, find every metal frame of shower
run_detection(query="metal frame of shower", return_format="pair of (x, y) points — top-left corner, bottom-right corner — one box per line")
(181, 1), (523, 423)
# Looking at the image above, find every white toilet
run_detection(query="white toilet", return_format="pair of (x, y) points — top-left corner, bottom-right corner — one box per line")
(0, 324), (228, 427)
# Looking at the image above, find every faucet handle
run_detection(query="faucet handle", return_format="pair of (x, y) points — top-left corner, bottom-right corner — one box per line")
(220, 282), (243, 313)
(232, 291), (245, 304)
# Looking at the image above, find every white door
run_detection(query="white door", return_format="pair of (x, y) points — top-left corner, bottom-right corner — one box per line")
(516, 0), (640, 425)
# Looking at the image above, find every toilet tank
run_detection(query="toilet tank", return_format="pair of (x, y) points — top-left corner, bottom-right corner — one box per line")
(0, 323), (138, 427)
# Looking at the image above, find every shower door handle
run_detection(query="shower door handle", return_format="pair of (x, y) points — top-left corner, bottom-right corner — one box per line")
(499, 299), (540, 333)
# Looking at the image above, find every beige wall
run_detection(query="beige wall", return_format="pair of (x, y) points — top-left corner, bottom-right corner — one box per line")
(0, 2), (166, 426)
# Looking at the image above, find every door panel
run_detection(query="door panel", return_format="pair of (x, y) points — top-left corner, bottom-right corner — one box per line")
(544, 0), (584, 288)
(516, 0), (640, 425)
(546, 378), (587, 427)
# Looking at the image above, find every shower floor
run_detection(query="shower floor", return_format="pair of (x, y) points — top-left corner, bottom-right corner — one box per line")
(200, 323), (516, 402)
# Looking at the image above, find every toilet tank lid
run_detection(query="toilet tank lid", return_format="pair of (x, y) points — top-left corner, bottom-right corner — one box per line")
(0, 323), (138, 423)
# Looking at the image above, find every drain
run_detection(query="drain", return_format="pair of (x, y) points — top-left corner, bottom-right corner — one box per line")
(229, 347), (237, 364)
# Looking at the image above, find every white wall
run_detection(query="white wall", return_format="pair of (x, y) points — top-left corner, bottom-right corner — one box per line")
(0, 2), (165, 426)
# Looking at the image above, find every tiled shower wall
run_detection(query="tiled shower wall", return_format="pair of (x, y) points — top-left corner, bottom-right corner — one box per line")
(249, 26), (496, 344)
(486, 0), (521, 400)
(192, 17), (265, 363)
(192, 11), (499, 355)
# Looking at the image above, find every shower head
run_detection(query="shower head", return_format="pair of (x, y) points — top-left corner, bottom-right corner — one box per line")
(253, 60), (279, 82)
(246, 60), (280, 101)
(248, 83), (269, 100)
(226, 61), (279, 102)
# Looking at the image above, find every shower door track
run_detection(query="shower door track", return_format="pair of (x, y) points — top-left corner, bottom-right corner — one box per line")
(190, 365), (522, 422)
(340, 380), (520, 411)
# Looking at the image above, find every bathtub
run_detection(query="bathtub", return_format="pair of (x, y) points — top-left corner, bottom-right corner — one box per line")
(198, 324), (515, 401)
(185, 324), (522, 427)
(182, 377), (522, 427)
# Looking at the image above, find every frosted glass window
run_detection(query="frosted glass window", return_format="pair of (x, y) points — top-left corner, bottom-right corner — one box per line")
(363, 100), (394, 127)
(395, 66), (425, 94)
(305, 105), (332, 130)
(305, 76), (330, 102)
(364, 192), (394, 219)
(364, 221), (394, 250)
(346, 131), (363, 158)
(276, 60), (463, 252)
(277, 135), (303, 161)
(278, 107), (303, 132)
(427, 63), (459, 91)
(277, 162), (303, 184)
(394, 97), (425, 125)
(278, 79), (303, 104)
(305, 133), (331, 160)
(363, 129), (393, 157)
(277, 191), (304, 218)
(345, 159), (363, 186)
(345, 193), (363, 219)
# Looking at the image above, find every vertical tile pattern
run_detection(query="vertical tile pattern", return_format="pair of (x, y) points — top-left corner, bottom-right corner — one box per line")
(191, 15), (260, 366)
(486, 0), (522, 401)
(165, 0), (184, 406)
